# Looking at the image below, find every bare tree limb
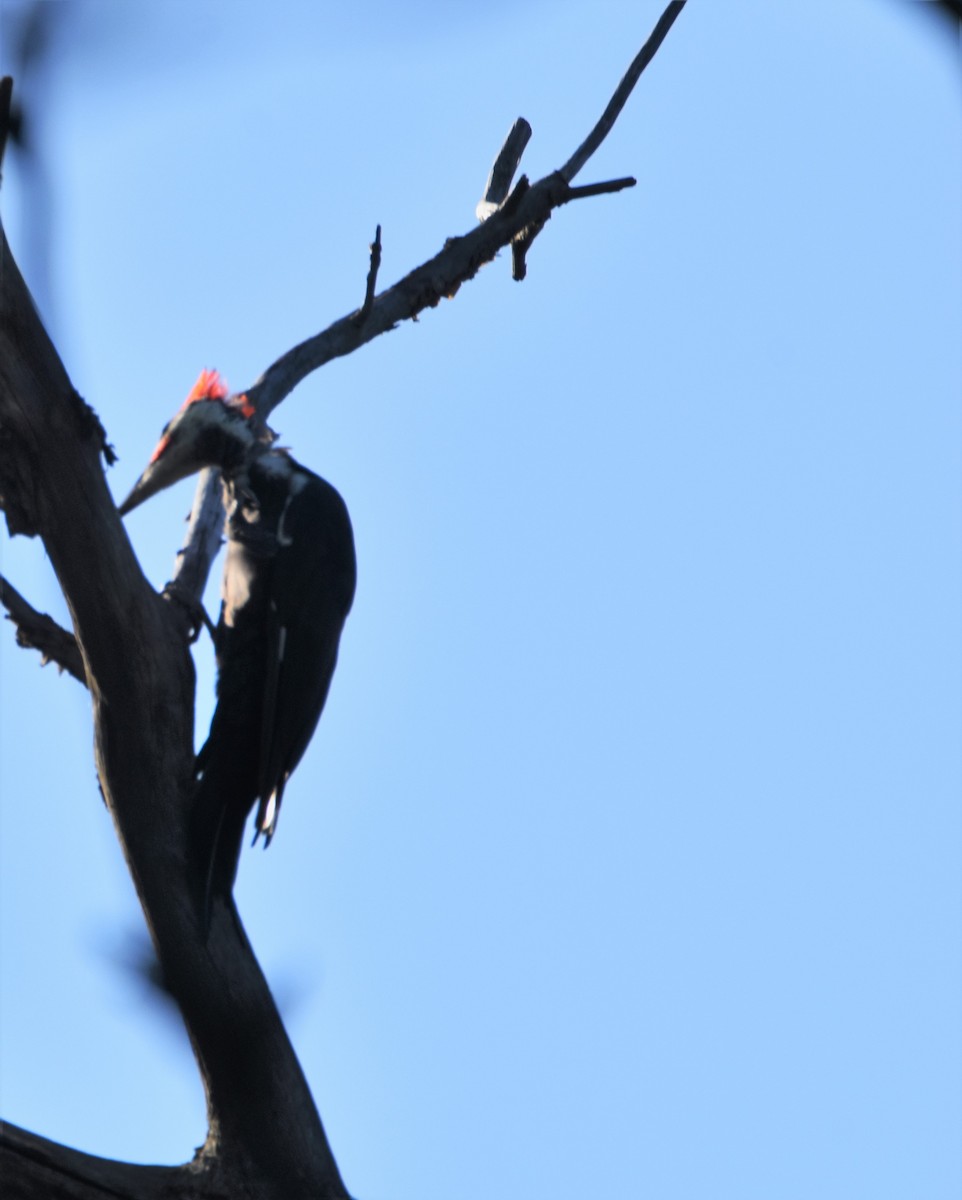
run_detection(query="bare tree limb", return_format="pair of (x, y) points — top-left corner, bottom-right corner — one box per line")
(163, 466), (225, 627)
(561, 0), (687, 183)
(246, 1), (686, 419)
(564, 176), (637, 201)
(0, 571), (86, 683)
(163, 3), (685, 608)
(1, 179), (347, 1200)
(245, 175), (625, 414)
(0, 1119), (191, 1200)
(355, 223), (382, 325)
(476, 117), (532, 219)
(509, 175), (638, 281)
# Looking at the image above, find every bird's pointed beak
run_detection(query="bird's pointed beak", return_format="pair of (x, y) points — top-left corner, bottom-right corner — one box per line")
(118, 460), (174, 516)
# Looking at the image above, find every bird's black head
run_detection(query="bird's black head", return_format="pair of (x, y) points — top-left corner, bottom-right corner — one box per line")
(118, 369), (266, 515)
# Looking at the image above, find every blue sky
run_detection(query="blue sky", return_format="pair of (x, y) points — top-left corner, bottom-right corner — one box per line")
(1, 3), (960, 1198)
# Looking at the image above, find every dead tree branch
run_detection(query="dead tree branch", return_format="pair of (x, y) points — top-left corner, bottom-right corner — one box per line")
(0, 572), (86, 683)
(241, 1), (686, 419)
(0, 3), (686, 1195)
(0, 1120), (188, 1200)
(561, 0), (686, 182)
(167, 1), (687, 612)
(476, 117), (532, 219)
(355, 223), (382, 325)
(0, 162), (346, 1200)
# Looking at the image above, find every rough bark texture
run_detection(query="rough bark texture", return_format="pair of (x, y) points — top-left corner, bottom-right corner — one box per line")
(0, 218), (347, 1200)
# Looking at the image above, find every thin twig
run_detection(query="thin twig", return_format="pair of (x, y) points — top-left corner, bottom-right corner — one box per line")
(564, 176), (637, 202)
(0, 571), (86, 683)
(356, 224), (382, 325)
(508, 176), (635, 281)
(511, 215), (546, 283)
(476, 118), (532, 220)
(561, 0), (687, 183)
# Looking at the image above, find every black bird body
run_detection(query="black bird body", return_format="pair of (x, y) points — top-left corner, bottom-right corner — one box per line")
(196, 451), (355, 896)
(119, 370), (355, 912)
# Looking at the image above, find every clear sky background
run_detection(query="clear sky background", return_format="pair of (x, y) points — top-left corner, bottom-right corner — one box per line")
(0, 3), (959, 1198)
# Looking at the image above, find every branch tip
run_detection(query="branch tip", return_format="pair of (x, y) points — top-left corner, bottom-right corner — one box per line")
(356, 223), (383, 325)
(477, 117), (533, 220)
(561, 0), (686, 183)
(564, 176), (637, 202)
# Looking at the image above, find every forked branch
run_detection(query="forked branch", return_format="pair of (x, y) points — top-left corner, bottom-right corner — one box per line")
(171, 0), (687, 612)
(249, 0), (685, 419)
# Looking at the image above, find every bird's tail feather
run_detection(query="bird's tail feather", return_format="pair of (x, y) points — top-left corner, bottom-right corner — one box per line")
(190, 745), (256, 934)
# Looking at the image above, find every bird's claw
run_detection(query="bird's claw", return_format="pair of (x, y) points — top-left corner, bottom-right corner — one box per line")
(162, 582), (216, 644)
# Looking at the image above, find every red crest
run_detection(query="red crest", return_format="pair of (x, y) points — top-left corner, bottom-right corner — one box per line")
(186, 368), (230, 404)
(149, 369), (254, 463)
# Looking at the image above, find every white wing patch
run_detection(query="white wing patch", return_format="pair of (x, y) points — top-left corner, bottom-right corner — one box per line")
(277, 494), (295, 547)
(222, 545), (255, 624)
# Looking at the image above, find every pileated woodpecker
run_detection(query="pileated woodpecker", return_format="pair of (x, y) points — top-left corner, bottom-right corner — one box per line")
(119, 370), (356, 915)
